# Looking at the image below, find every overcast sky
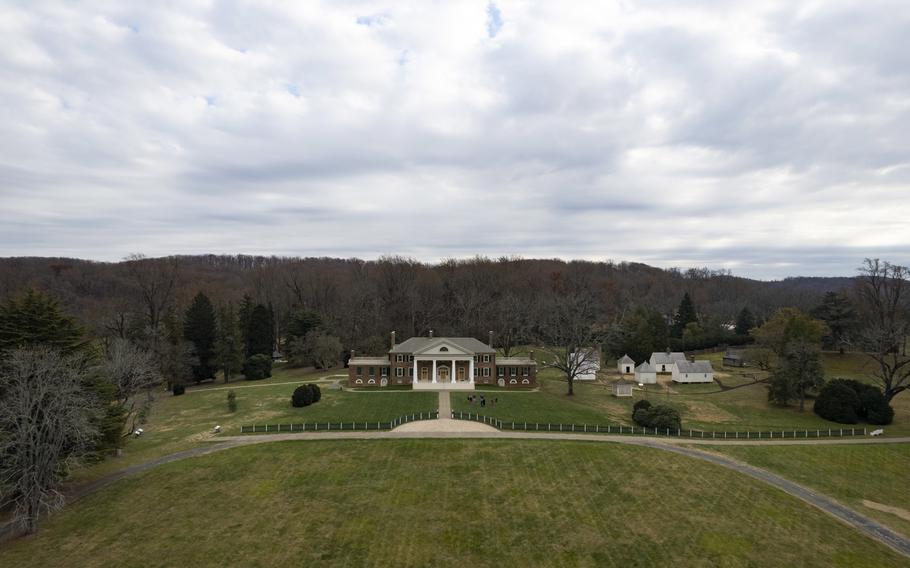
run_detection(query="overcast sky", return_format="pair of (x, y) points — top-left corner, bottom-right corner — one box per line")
(1, 1), (908, 279)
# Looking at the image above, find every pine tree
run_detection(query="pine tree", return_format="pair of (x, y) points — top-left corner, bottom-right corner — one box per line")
(672, 292), (698, 338)
(735, 307), (755, 336)
(246, 304), (273, 358)
(216, 303), (244, 382)
(0, 289), (85, 352)
(238, 294), (253, 354)
(811, 292), (856, 350)
(183, 292), (217, 382)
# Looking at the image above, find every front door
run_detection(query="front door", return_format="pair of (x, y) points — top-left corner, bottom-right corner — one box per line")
(457, 367), (465, 381)
(420, 367), (428, 381)
(438, 366), (449, 382)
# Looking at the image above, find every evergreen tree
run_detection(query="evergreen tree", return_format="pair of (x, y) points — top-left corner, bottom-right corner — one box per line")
(811, 292), (856, 351)
(767, 340), (825, 410)
(161, 307), (195, 388)
(0, 289), (85, 352)
(246, 304), (273, 357)
(672, 292), (698, 338)
(183, 292), (217, 382)
(286, 307), (322, 343)
(734, 307), (755, 336)
(238, 294), (253, 353)
(216, 303), (244, 382)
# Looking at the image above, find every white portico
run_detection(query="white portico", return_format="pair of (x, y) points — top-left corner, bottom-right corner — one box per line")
(409, 338), (477, 390)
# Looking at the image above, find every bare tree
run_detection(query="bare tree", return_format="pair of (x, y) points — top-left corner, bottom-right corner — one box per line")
(854, 259), (910, 402)
(536, 272), (600, 395)
(100, 339), (163, 434)
(0, 348), (99, 534)
(123, 254), (180, 347)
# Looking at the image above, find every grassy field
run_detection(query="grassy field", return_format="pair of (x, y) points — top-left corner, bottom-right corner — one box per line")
(454, 351), (910, 436)
(68, 364), (436, 483)
(3, 440), (907, 567)
(704, 443), (910, 540)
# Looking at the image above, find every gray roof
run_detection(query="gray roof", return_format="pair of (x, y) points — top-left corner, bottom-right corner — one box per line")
(349, 357), (391, 365)
(618, 354), (635, 364)
(613, 378), (633, 386)
(390, 336), (494, 354)
(651, 351), (687, 365)
(634, 362), (655, 373)
(497, 357), (537, 366)
(676, 360), (714, 373)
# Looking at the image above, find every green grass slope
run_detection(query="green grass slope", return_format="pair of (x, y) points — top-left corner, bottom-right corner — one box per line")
(4, 440), (906, 567)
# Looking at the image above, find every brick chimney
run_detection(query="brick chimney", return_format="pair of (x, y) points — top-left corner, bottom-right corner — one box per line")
(488, 330), (494, 348)
(429, 329), (434, 338)
(390, 330), (396, 350)
(350, 349), (355, 358)
(529, 349), (535, 361)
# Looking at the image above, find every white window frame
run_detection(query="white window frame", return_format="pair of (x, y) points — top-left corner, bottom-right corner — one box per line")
(483, 354), (491, 363)
(396, 367), (403, 377)
(483, 368), (490, 377)
(498, 367), (504, 377)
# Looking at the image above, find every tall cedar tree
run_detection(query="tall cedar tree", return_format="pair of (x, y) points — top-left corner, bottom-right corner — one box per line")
(672, 292), (698, 338)
(183, 292), (217, 381)
(238, 294), (253, 352)
(246, 304), (274, 357)
(735, 307), (755, 336)
(0, 289), (86, 352)
(811, 291), (856, 350)
(216, 303), (245, 382)
(286, 307), (323, 343)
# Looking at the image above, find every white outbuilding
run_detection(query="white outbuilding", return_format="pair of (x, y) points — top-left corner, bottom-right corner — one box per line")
(634, 361), (657, 384)
(617, 354), (635, 375)
(572, 349), (600, 381)
(650, 350), (688, 374)
(672, 360), (715, 383)
(612, 378), (633, 397)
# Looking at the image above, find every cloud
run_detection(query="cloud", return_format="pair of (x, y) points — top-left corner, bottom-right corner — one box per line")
(0, 1), (908, 279)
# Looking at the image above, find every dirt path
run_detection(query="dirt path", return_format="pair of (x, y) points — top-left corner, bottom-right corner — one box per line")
(14, 431), (910, 557)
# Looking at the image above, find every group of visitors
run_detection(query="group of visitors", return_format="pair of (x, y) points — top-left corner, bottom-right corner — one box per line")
(466, 394), (498, 407)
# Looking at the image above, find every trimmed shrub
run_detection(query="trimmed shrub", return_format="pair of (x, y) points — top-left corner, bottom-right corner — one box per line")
(633, 399), (652, 413)
(814, 381), (860, 424)
(172, 384), (186, 396)
(292, 384), (314, 407)
(227, 390), (237, 412)
(243, 354), (272, 380)
(861, 389), (894, 425)
(814, 378), (893, 425)
(310, 383), (322, 403)
(632, 403), (681, 431)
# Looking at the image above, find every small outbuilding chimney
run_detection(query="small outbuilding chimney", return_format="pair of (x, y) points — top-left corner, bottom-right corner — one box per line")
(488, 330), (494, 348)
(429, 329), (434, 338)
(529, 349), (535, 361)
(390, 330), (396, 349)
(350, 349), (356, 358)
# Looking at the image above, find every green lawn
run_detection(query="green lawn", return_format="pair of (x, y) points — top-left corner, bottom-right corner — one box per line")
(3, 440), (906, 567)
(455, 352), (910, 436)
(68, 365), (435, 483)
(704, 443), (910, 539)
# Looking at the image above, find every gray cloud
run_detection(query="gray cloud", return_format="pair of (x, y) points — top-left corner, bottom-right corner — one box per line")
(0, 1), (908, 280)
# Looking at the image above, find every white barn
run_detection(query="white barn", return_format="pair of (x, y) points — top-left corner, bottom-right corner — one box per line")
(634, 361), (657, 384)
(617, 354), (635, 375)
(571, 350), (600, 381)
(650, 351), (687, 374)
(672, 360), (715, 383)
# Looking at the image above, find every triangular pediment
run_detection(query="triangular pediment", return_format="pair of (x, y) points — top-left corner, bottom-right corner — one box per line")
(412, 338), (472, 356)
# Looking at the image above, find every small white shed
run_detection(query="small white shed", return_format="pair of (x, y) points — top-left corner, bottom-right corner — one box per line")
(617, 354), (635, 375)
(634, 361), (657, 384)
(672, 360), (715, 384)
(612, 378), (633, 397)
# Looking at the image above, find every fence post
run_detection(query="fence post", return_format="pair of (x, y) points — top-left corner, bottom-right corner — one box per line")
(840, 428), (843, 436)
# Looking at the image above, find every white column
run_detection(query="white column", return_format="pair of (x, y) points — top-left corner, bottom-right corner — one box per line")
(452, 359), (456, 383)
(413, 358), (417, 383)
(469, 358), (474, 384)
(432, 359), (437, 383)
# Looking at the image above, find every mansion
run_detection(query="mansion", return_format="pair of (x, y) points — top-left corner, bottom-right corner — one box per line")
(348, 331), (537, 390)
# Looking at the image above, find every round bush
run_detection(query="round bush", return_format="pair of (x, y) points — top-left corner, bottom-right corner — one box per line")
(861, 389), (894, 425)
(647, 405), (682, 431)
(311, 383), (322, 402)
(292, 384), (314, 407)
(814, 381), (860, 424)
(633, 399), (652, 413)
(632, 408), (651, 427)
(172, 384), (186, 396)
(243, 354), (273, 380)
